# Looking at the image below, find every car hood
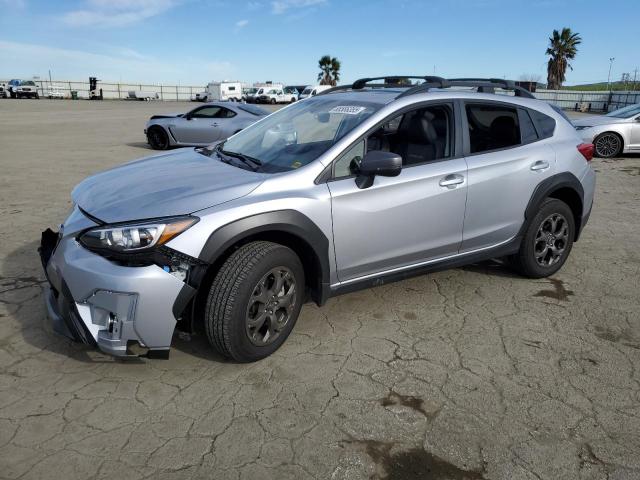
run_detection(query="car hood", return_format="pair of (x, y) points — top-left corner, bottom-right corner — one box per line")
(573, 115), (626, 127)
(72, 148), (265, 223)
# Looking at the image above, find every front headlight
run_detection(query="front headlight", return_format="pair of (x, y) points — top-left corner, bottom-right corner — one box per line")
(79, 216), (198, 254)
(574, 125), (592, 131)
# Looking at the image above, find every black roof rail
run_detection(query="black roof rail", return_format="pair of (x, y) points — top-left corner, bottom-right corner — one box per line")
(398, 77), (536, 99)
(316, 76), (447, 96)
(317, 76), (536, 99)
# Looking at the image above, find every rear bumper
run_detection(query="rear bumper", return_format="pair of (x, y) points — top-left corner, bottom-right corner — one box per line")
(39, 225), (185, 358)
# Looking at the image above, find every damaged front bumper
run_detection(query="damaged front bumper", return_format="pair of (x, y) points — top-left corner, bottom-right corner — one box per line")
(39, 208), (195, 358)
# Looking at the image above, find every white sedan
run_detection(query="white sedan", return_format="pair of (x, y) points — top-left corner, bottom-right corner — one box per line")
(573, 104), (640, 158)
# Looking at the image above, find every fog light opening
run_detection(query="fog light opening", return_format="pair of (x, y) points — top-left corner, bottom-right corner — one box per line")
(107, 313), (117, 333)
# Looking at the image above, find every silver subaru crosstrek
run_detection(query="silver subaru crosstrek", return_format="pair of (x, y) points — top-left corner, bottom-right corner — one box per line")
(40, 76), (596, 362)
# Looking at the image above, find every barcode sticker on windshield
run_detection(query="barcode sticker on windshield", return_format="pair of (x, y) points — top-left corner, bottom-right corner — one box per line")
(329, 106), (366, 115)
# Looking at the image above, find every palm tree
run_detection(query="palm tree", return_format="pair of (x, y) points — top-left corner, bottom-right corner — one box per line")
(317, 55), (341, 86)
(546, 28), (582, 90)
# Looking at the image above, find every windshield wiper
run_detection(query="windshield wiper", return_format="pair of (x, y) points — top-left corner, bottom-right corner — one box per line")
(219, 148), (263, 171)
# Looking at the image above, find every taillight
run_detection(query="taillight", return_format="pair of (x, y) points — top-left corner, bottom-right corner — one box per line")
(577, 143), (594, 162)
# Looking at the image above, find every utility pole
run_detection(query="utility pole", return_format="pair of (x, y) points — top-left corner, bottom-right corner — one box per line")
(607, 57), (615, 91)
(633, 67), (639, 91)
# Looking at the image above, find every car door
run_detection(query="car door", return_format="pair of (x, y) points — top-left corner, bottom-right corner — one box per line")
(460, 101), (557, 252)
(211, 107), (238, 140)
(170, 106), (222, 144)
(328, 102), (468, 282)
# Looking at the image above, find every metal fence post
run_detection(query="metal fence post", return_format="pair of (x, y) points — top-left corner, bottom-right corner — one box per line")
(160, 84), (163, 101)
(176, 85), (178, 101)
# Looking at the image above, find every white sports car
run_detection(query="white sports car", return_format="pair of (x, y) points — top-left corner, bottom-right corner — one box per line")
(573, 104), (640, 158)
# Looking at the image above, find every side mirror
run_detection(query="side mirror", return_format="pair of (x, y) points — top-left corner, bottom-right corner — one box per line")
(355, 151), (402, 189)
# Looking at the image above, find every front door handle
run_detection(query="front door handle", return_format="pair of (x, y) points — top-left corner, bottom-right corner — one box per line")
(439, 174), (465, 189)
(211, 122), (219, 127)
(530, 160), (550, 171)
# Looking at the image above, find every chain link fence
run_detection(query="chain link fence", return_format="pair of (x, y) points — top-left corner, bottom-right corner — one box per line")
(1, 79), (202, 101)
(2, 79), (640, 111)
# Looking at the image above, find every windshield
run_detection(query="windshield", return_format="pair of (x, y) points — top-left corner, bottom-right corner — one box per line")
(216, 97), (382, 173)
(606, 104), (640, 118)
(247, 88), (257, 94)
(302, 87), (312, 95)
(22, 81), (36, 86)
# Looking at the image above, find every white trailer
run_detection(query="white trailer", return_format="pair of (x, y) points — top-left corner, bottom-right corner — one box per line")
(200, 81), (243, 102)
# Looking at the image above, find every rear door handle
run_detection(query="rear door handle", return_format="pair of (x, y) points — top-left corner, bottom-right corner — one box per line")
(530, 160), (550, 171)
(439, 174), (465, 189)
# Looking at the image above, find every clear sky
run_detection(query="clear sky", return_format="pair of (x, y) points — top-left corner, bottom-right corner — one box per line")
(1, 0), (638, 87)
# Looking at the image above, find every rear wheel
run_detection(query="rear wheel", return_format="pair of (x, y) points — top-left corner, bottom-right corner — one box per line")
(204, 241), (304, 362)
(594, 132), (622, 158)
(147, 126), (170, 150)
(511, 198), (575, 278)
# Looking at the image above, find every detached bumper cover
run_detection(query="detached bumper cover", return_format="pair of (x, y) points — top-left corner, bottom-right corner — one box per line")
(39, 223), (186, 357)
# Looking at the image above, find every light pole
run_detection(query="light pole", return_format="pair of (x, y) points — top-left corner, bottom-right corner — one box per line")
(607, 57), (615, 91)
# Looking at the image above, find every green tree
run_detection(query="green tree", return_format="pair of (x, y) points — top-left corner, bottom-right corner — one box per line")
(546, 28), (582, 90)
(317, 55), (341, 86)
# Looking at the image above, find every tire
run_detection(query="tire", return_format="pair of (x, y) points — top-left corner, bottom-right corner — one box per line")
(146, 126), (170, 150)
(594, 132), (623, 158)
(10, 91), (15, 99)
(204, 241), (305, 362)
(34, 93), (39, 99)
(270, 98), (276, 104)
(511, 198), (575, 278)
(290, 97), (296, 103)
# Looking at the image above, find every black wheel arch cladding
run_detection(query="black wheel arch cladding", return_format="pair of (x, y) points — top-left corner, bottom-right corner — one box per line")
(521, 172), (585, 241)
(197, 210), (331, 306)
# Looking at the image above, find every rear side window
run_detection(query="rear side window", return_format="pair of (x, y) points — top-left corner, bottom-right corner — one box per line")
(529, 109), (556, 139)
(518, 109), (538, 144)
(466, 104), (521, 154)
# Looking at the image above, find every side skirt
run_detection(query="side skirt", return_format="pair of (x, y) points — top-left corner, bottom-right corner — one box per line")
(328, 236), (522, 299)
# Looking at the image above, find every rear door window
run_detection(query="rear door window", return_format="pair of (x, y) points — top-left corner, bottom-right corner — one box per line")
(518, 109), (539, 144)
(465, 103), (521, 154)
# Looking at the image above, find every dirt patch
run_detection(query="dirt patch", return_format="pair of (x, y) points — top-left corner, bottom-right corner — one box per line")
(534, 278), (574, 301)
(380, 391), (436, 419)
(594, 326), (639, 349)
(619, 166), (640, 176)
(348, 439), (484, 480)
(404, 312), (417, 320)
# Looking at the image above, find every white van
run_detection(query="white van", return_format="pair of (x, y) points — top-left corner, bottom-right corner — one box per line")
(298, 85), (332, 100)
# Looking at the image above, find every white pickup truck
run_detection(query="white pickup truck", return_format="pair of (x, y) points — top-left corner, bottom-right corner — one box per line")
(256, 87), (297, 104)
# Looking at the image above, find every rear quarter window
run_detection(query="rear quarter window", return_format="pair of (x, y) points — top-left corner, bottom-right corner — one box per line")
(529, 109), (556, 139)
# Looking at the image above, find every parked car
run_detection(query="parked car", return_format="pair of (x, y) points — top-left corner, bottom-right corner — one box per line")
(0, 84), (7, 98)
(7, 79), (21, 98)
(257, 87), (297, 104)
(40, 75), (595, 361)
(573, 103), (640, 158)
(13, 80), (39, 99)
(144, 102), (269, 149)
(47, 85), (64, 99)
(298, 85), (332, 99)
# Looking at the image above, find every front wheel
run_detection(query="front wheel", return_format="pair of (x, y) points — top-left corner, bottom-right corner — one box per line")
(147, 126), (170, 150)
(270, 98), (276, 104)
(204, 241), (305, 362)
(510, 198), (575, 278)
(594, 132), (623, 158)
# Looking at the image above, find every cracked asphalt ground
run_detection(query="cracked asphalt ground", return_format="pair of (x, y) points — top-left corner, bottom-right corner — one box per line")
(1, 99), (639, 480)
